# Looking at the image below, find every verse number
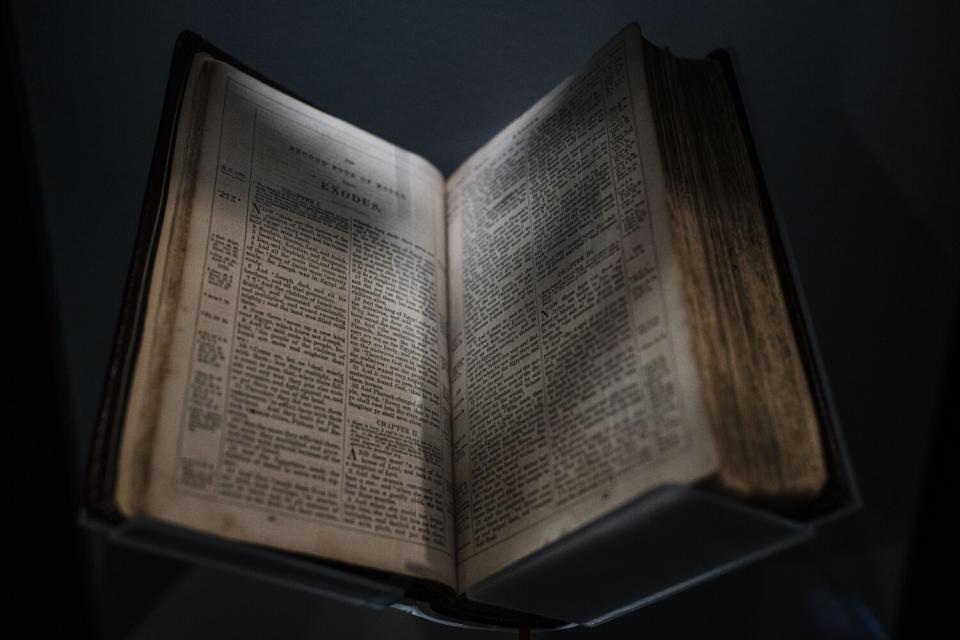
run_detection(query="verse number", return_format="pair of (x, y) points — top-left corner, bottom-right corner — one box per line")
(217, 189), (239, 204)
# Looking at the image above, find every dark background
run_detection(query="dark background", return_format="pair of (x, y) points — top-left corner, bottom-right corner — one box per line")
(6, 1), (957, 637)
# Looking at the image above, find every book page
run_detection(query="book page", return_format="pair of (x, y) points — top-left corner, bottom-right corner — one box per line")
(116, 54), (455, 587)
(446, 26), (717, 591)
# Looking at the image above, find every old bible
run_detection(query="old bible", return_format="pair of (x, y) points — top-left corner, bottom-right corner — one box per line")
(87, 25), (850, 627)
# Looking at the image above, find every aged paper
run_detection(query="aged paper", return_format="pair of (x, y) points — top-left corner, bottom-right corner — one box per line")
(446, 26), (717, 591)
(643, 43), (826, 501)
(116, 55), (456, 587)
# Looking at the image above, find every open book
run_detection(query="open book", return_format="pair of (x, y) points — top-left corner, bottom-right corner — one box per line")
(88, 24), (841, 625)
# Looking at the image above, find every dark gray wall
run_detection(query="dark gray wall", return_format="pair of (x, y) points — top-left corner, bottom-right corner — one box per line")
(12, 1), (958, 637)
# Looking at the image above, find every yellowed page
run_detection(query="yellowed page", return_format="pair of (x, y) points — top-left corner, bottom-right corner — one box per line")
(116, 54), (455, 587)
(446, 25), (717, 591)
